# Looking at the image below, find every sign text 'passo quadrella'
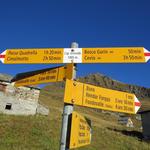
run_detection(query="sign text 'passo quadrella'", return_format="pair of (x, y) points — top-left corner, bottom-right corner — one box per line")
(0, 47), (149, 64)
(64, 79), (141, 114)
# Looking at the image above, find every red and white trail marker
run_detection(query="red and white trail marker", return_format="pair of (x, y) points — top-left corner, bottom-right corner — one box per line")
(134, 96), (141, 114)
(144, 48), (150, 62)
(0, 50), (6, 63)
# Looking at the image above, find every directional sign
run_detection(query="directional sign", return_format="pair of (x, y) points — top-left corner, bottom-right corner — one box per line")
(0, 48), (63, 64)
(82, 47), (150, 63)
(68, 111), (92, 149)
(64, 80), (141, 114)
(11, 64), (74, 87)
(0, 47), (149, 64)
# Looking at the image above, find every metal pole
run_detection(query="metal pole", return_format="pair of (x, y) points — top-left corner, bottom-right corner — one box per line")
(60, 42), (78, 150)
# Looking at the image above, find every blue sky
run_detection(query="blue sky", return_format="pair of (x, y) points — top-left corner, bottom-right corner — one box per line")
(0, 0), (150, 88)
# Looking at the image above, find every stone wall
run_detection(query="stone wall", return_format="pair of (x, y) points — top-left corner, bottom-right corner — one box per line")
(0, 81), (40, 115)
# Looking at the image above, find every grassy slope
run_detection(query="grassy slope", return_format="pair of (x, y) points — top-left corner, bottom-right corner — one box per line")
(0, 84), (150, 150)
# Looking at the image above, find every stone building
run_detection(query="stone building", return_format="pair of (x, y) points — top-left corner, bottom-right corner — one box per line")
(139, 110), (150, 140)
(0, 80), (48, 115)
(118, 115), (134, 128)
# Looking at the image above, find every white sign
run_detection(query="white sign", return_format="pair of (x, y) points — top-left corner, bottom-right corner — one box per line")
(63, 48), (82, 63)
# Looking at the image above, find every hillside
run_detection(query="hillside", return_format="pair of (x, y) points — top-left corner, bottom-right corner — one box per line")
(0, 73), (150, 149)
(40, 83), (150, 149)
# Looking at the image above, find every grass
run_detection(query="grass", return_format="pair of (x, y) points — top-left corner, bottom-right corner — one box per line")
(0, 114), (60, 150)
(0, 84), (150, 150)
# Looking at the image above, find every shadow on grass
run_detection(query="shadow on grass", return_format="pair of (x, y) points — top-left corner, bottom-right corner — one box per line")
(107, 127), (143, 140)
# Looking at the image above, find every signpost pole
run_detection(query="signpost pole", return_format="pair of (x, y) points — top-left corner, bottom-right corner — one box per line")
(60, 42), (78, 150)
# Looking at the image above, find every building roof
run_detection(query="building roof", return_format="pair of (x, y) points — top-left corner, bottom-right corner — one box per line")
(0, 79), (40, 90)
(138, 110), (150, 114)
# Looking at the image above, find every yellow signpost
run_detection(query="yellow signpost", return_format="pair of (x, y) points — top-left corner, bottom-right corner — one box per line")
(12, 64), (74, 87)
(64, 79), (141, 114)
(82, 47), (149, 63)
(68, 111), (91, 149)
(0, 47), (149, 64)
(0, 48), (63, 64)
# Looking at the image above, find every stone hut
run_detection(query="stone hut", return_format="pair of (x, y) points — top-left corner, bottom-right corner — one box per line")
(0, 80), (41, 115)
(139, 110), (150, 140)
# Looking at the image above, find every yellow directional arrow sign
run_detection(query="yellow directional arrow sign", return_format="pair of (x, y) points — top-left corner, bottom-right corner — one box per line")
(0, 47), (149, 64)
(11, 64), (74, 87)
(82, 47), (150, 63)
(68, 111), (92, 149)
(0, 48), (63, 64)
(64, 80), (141, 114)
